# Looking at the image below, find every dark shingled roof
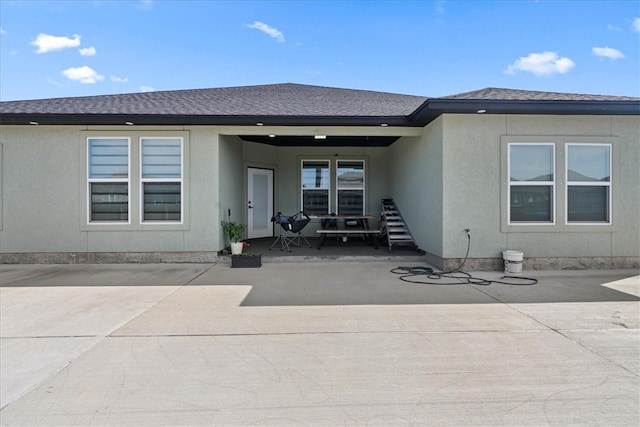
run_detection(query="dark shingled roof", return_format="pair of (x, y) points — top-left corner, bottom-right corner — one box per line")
(0, 83), (638, 127)
(0, 83), (427, 117)
(442, 87), (640, 102)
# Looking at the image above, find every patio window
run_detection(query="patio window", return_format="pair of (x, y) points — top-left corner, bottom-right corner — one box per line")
(140, 138), (183, 222)
(566, 144), (611, 224)
(302, 160), (330, 216)
(336, 160), (364, 215)
(88, 138), (130, 222)
(508, 143), (555, 224)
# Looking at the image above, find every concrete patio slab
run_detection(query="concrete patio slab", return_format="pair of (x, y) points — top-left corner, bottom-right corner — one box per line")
(1, 337), (100, 409)
(1, 262), (638, 426)
(1, 331), (637, 426)
(112, 285), (545, 336)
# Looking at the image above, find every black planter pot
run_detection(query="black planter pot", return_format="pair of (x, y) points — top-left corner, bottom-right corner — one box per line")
(231, 254), (262, 268)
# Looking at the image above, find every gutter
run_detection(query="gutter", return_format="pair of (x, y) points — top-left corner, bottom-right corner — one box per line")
(409, 99), (640, 126)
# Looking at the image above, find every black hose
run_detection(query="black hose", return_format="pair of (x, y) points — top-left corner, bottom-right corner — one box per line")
(391, 231), (538, 286)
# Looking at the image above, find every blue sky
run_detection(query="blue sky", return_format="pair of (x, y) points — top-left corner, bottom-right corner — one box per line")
(1, 0), (639, 101)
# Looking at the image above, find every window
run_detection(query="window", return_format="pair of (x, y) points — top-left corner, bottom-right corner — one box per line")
(141, 138), (183, 222)
(508, 143), (555, 223)
(337, 160), (364, 215)
(301, 159), (366, 215)
(302, 160), (330, 216)
(566, 144), (611, 224)
(88, 138), (130, 222)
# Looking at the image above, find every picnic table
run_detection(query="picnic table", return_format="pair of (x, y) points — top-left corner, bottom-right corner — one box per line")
(316, 215), (380, 249)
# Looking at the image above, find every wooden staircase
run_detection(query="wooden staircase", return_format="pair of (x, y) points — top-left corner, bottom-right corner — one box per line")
(380, 198), (417, 252)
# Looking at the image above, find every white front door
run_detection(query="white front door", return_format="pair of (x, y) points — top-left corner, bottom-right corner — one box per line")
(247, 167), (274, 239)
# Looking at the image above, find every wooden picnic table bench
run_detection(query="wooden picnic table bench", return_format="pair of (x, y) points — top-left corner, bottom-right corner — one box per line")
(316, 215), (379, 249)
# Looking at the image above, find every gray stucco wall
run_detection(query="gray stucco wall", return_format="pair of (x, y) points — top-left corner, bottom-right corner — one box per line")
(0, 125), (224, 259)
(0, 126), (87, 252)
(218, 135), (245, 247)
(388, 118), (444, 259)
(1, 115), (637, 268)
(440, 114), (640, 268)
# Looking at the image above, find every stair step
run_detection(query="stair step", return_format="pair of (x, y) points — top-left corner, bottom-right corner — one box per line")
(381, 198), (417, 250)
(389, 234), (413, 240)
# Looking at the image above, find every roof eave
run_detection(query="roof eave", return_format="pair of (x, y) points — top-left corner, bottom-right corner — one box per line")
(0, 113), (413, 127)
(410, 99), (640, 126)
(2, 100), (638, 127)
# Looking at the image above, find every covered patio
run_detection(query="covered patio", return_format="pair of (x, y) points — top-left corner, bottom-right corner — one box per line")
(222, 236), (425, 263)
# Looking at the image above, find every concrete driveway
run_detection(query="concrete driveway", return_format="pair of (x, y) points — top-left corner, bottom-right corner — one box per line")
(1, 262), (638, 426)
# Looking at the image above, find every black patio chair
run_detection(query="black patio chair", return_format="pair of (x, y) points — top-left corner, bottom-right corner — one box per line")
(269, 211), (312, 252)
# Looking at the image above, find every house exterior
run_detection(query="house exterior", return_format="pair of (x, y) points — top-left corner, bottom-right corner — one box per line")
(0, 83), (638, 269)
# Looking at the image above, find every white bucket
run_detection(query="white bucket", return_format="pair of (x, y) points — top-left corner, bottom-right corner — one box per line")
(502, 250), (523, 275)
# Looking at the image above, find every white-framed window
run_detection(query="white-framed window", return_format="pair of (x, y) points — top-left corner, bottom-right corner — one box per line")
(336, 160), (365, 215)
(87, 137), (130, 223)
(508, 143), (555, 224)
(301, 160), (330, 216)
(566, 143), (611, 224)
(140, 137), (183, 223)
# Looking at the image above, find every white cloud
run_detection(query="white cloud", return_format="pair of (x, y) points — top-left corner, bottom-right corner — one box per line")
(110, 75), (128, 83)
(607, 24), (622, 32)
(505, 51), (575, 76)
(31, 33), (81, 54)
(62, 66), (104, 84)
(633, 17), (640, 33)
(0, 27), (6, 35)
(247, 21), (285, 43)
(592, 46), (625, 60)
(140, 86), (155, 92)
(79, 46), (97, 56)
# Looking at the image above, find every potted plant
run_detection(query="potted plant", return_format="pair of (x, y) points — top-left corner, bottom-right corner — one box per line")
(231, 251), (262, 268)
(220, 220), (247, 255)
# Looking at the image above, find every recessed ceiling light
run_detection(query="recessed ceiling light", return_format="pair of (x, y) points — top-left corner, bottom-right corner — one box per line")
(477, 109), (487, 114)
(29, 121), (39, 125)
(269, 134), (275, 138)
(314, 135), (327, 140)
(256, 122), (264, 126)
(125, 121), (134, 125)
